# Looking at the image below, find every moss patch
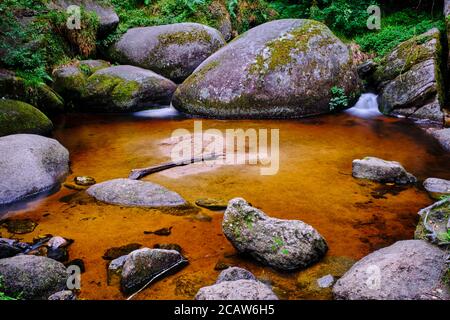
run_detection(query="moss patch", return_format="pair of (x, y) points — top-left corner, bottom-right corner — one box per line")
(0, 99), (53, 137)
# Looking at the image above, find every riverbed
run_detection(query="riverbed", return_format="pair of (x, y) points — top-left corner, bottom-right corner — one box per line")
(1, 97), (450, 300)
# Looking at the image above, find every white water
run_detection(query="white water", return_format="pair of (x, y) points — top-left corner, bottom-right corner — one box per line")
(346, 93), (382, 118)
(133, 106), (183, 119)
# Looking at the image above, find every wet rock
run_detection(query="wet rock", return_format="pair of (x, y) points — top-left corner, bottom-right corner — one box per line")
(0, 243), (21, 259)
(48, 1), (119, 37)
(1, 219), (37, 234)
(65, 259), (85, 273)
(352, 157), (417, 184)
(195, 279), (278, 300)
(0, 69), (64, 114)
(47, 247), (69, 263)
(0, 255), (68, 300)
(48, 290), (77, 300)
(424, 178), (450, 199)
(107, 255), (127, 286)
(48, 236), (70, 249)
(74, 176), (96, 186)
(153, 243), (182, 253)
(317, 275), (335, 289)
(357, 60), (377, 79)
(372, 29), (445, 123)
(120, 248), (188, 294)
(216, 267), (257, 284)
(81, 66), (177, 113)
(222, 198), (328, 271)
(173, 19), (361, 119)
(87, 178), (187, 208)
(52, 60), (110, 105)
(103, 243), (142, 261)
(195, 198), (228, 211)
(63, 183), (86, 191)
(333, 240), (450, 300)
(0, 134), (70, 205)
(214, 260), (231, 271)
(0, 99), (53, 137)
(432, 128), (450, 152)
(415, 198), (450, 246)
(108, 23), (226, 83)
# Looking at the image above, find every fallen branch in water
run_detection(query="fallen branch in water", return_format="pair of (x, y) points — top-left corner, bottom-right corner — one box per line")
(129, 152), (224, 180)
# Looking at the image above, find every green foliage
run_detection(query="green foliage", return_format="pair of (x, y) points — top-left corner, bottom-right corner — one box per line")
(355, 9), (445, 56)
(329, 86), (349, 111)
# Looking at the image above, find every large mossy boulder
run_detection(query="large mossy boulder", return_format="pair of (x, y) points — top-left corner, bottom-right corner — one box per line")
(222, 198), (328, 271)
(333, 240), (450, 300)
(52, 60), (111, 105)
(0, 99), (53, 137)
(107, 23), (226, 83)
(48, 0), (119, 37)
(81, 65), (177, 112)
(173, 19), (361, 119)
(0, 255), (68, 300)
(0, 134), (70, 205)
(0, 69), (64, 114)
(371, 28), (445, 124)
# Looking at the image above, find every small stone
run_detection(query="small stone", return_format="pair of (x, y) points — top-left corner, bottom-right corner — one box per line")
(74, 176), (96, 186)
(144, 227), (172, 236)
(317, 274), (335, 288)
(214, 260), (231, 271)
(47, 247), (69, 263)
(195, 198), (228, 211)
(107, 255), (128, 286)
(216, 267), (257, 284)
(153, 243), (182, 253)
(48, 236), (69, 249)
(48, 290), (76, 300)
(63, 183), (86, 191)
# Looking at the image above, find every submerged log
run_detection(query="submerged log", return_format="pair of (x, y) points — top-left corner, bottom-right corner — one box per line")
(128, 153), (224, 180)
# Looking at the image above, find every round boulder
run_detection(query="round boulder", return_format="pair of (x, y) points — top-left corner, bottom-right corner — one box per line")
(173, 19), (361, 119)
(222, 198), (328, 271)
(82, 65), (177, 112)
(0, 99), (53, 137)
(216, 267), (257, 284)
(0, 134), (70, 205)
(424, 178), (450, 200)
(352, 157), (417, 184)
(87, 178), (187, 208)
(0, 255), (68, 300)
(333, 240), (450, 300)
(195, 279), (278, 300)
(108, 23), (226, 83)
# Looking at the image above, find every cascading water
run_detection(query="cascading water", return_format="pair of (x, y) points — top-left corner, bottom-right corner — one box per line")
(346, 93), (382, 118)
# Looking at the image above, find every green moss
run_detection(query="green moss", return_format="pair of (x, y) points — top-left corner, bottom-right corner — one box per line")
(112, 80), (140, 104)
(157, 29), (212, 46)
(0, 99), (53, 137)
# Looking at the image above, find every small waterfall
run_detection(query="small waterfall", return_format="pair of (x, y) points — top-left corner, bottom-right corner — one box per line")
(346, 93), (382, 118)
(133, 106), (183, 119)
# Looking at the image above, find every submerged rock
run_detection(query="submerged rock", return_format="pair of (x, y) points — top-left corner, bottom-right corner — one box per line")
(153, 243), (182, 253)
(107, 255), (128, 286)
(216, 267), (257, 284)
(0, 69), (64, 114)
(0, 134), (70, 205)
(103, 243), (142, 261)
(352, 157), (417, 184)
(81, 66), (177, 112)
(372, 29), (445, 123)
(0, 255), (68, 300)
(1, 219), (38, 234)
(108, 23), (226, 83)
(317, 274), (335, 289)
(74, 176), (96, 186)
(222, 198), (328, 271)
(333, 240), (450, 300)
(195, 279), (278, 300)
(120, 248), (187, 294)
(424, 178), (450, 199)
(0, 99), (53, 137)
(432, 128), (450, 152)
(195, 198), (228, 211)
(173, 19), (361, 119)
(87, 178), (187, 208)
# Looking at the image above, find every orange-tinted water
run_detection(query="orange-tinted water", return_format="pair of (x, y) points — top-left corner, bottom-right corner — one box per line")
(1, 110), (449, 300)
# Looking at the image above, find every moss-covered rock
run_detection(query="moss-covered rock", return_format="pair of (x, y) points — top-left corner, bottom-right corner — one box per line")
(415, 199), (450, 247)
(107, 23), (226, 83)
(372, 28), (445, 124)
(0, 69), (64, 115)
(0, 99), (53, 137)
(173, 19), (361, 119)
(81, 65), (177, 112)
(52, 60), (111, 105)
